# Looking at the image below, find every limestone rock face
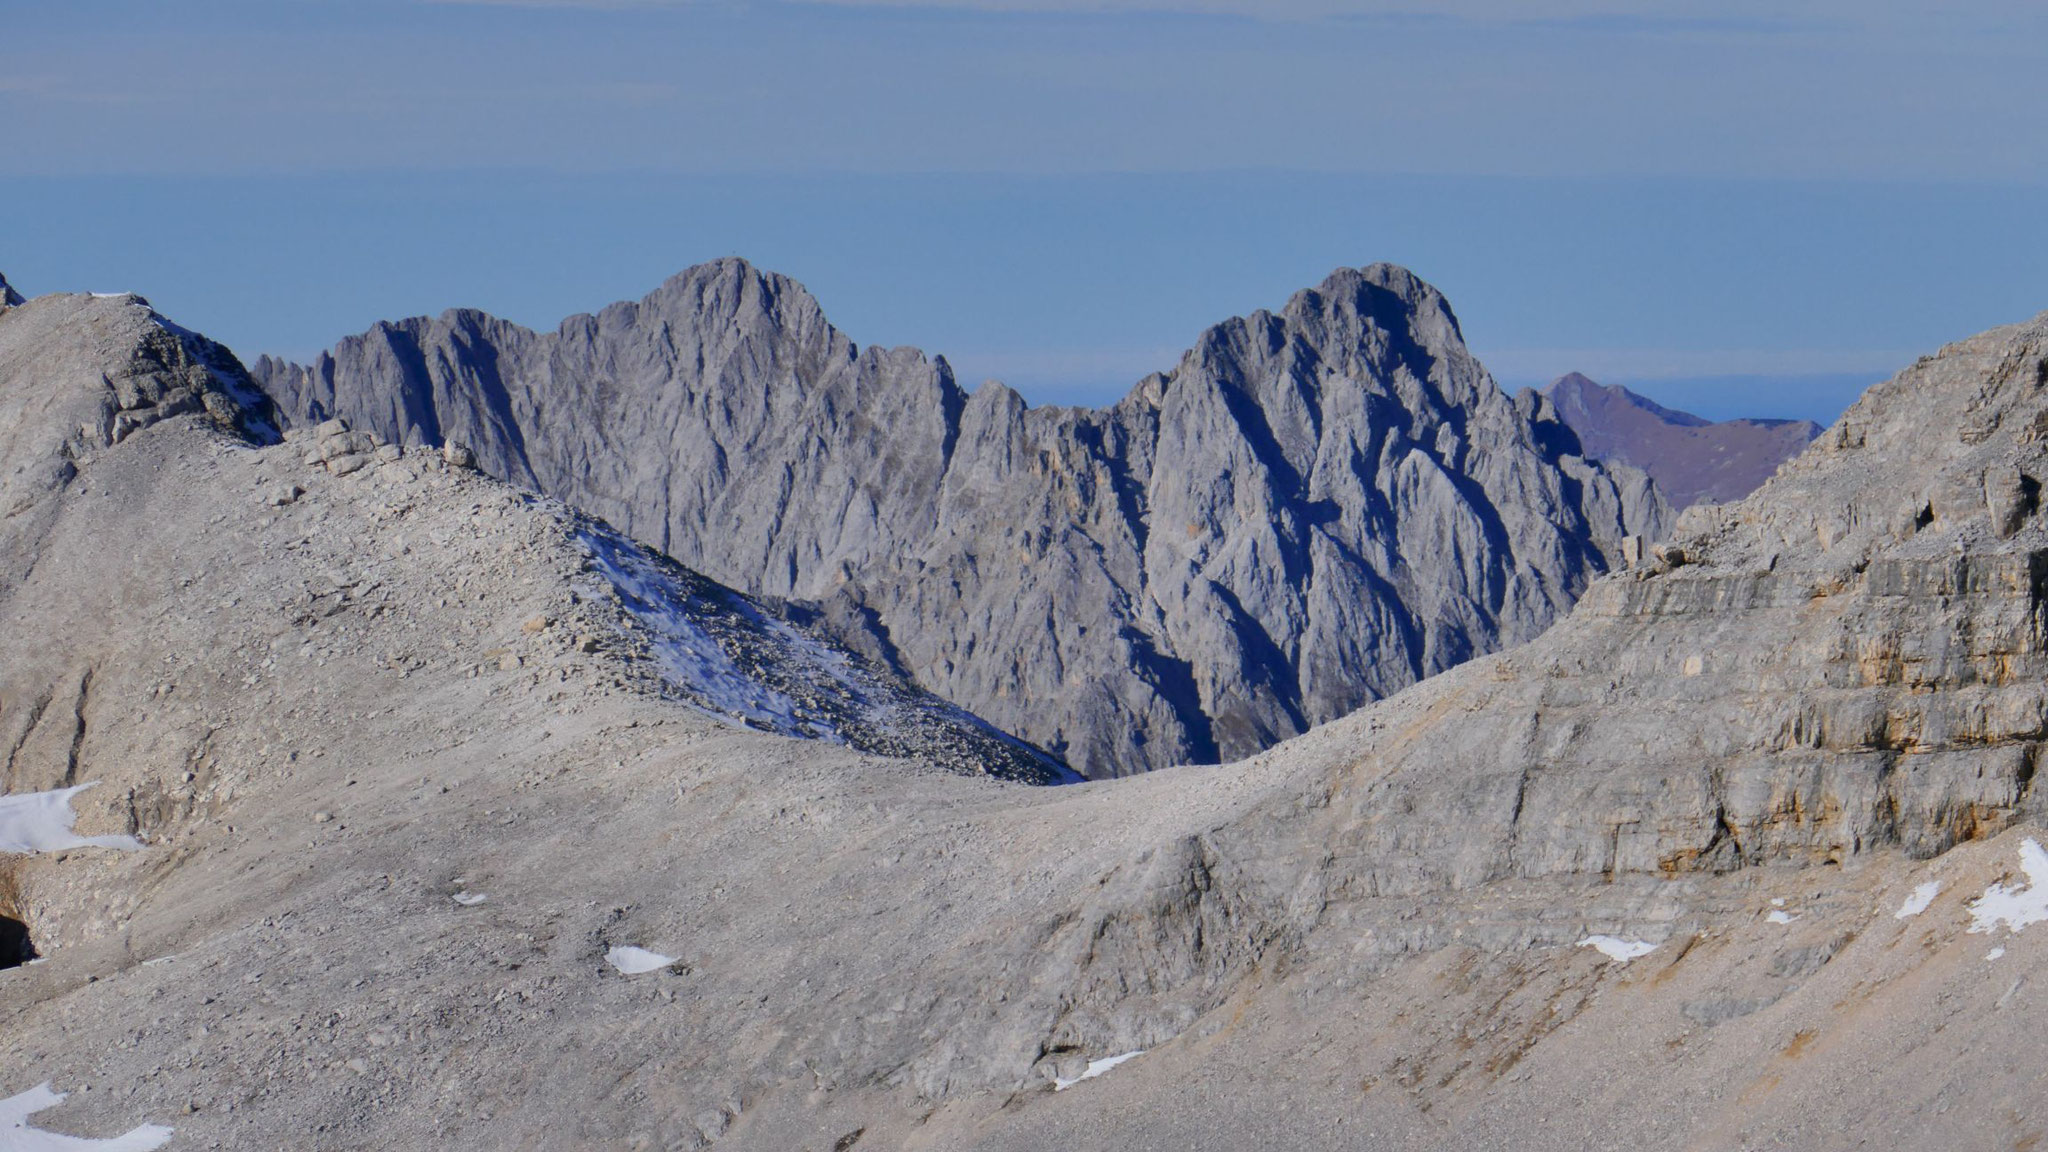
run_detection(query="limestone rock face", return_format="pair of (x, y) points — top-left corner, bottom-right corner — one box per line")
(1541, 372), (1822, 508)
(255, 260), (1667, 776)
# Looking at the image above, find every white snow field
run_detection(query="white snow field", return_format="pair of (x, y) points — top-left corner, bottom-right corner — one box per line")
(1967, 838), (2048, 935)
(1895, 880), (1942, 919)
(605, 946), (675, 975)
(573, 523), (1079, 783)
(1054, 1052), (1146, 1091)
(577, 525), (823, 739)
(1578, 935), (1657, 962)
(0, 784), (144, 855)
(0, 1083), (172, 1151)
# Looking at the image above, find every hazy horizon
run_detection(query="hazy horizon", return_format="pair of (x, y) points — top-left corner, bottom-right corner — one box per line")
(8, 1), (2045, 425)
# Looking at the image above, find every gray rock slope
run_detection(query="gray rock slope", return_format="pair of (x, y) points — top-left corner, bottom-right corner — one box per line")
(1541, 371), (1822, 508)
(255, 260), (1667, 777)
(0, 292), (1063, 786)
(8, 289), (2048, 1150)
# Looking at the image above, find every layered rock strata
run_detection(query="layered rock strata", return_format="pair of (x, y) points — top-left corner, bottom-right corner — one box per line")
(1182, 311), (2048, 920)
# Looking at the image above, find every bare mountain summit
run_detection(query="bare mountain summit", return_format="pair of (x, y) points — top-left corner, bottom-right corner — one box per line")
(1541, 371), (1822, 508)
(255, 260), (1667, 776)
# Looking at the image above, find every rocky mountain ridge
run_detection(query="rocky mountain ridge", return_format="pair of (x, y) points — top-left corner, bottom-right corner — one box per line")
(255, 260), (1667, 776)
(0, 293), (1064, 790)
(4, 284), (2048, 1149)
(1541, 371), (1822, 507)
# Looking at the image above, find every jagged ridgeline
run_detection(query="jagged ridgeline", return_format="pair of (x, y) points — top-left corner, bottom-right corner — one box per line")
(255, 261), (1667, 776)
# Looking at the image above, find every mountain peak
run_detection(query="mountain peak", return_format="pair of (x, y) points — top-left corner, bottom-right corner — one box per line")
(1542, 371), (1709, 428)
(252, 259), (1664, 776)
(1349, 261), (1441, 299)
(634, 257), (836, 346)
(1545, 370), (1602, 395)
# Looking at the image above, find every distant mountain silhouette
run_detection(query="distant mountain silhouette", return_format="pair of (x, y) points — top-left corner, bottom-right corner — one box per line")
(1541, 372), (1821, 508)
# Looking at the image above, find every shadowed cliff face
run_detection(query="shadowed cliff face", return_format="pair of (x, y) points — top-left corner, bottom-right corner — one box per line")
(255, 260), (1666, 776)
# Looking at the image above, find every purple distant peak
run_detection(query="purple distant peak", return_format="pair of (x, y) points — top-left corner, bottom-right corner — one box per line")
(1543, 372), (1711, 429)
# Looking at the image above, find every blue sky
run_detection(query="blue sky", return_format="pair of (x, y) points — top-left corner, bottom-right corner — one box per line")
(4, 1), (2045, 422)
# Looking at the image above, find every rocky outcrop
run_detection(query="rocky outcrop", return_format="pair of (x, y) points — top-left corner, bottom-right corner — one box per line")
(0, 273), (23, 310)
(0, 290), (278, 582)
(1541, 371), (1821, 508)
(256, 260), (1667, 776)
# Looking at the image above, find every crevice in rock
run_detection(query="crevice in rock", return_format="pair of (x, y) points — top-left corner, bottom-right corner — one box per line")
(2, 688), (54, 787)
(0, 915), (33, 970)
(1122, 628), (1219, 766)
(60, 666), (92, 789)
(0, 863), (32, 970)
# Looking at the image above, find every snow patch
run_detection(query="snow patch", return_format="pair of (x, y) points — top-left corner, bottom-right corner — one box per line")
(0, 1082), (173, 1151)
(605, 946), (674, 975)
(0, 784), (144, 855)
(1578, 935), (1657, 962)
(452, 893), (488, 907)
(1987, 947), (2007, 961)
(573, 523), (1078, 783)
(577, 527), (846, 740)
(1895, 880), (1942, 920)
(1967, 839), (2048, 935)
(1054, 1051), (1145, 1091)
(1766, 910), (1798, 925)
